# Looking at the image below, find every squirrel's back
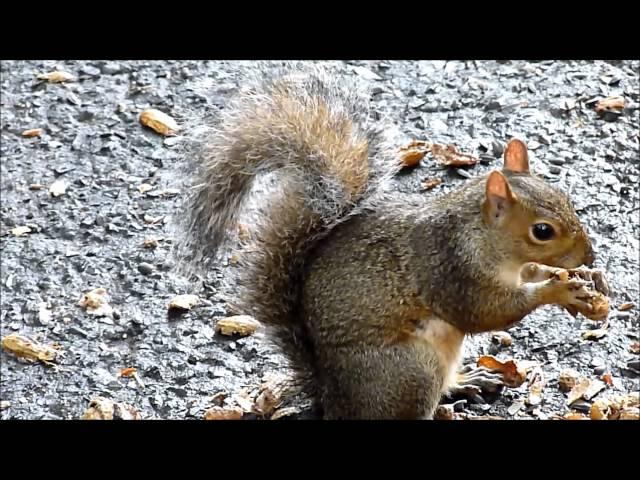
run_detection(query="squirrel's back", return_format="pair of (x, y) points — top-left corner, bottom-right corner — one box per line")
(179, 63), (401, 389)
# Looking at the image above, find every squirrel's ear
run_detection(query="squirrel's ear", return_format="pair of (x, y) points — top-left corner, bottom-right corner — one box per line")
(503, 138), (530, 173)
(484, 171), (516, 224)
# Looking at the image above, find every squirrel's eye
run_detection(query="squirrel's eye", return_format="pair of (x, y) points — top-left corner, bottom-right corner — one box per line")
(531, 223), (555, 242)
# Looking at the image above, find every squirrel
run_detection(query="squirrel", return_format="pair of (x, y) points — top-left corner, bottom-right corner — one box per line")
(180, 64), (605, 419)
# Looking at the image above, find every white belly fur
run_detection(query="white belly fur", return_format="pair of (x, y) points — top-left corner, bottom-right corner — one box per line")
(415, 317), (465, 392)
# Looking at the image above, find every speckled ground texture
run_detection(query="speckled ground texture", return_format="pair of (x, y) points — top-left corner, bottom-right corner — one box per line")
(1, 60), (638, 420)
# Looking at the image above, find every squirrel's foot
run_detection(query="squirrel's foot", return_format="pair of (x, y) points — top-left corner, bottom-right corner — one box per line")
(446, 366), (504, 403)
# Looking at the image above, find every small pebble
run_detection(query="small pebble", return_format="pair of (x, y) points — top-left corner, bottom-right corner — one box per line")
(549, 165), (562, 174)
(627, 360), (640, 371)
(491, 139), (504, 157)
(549, 158), (565, 166)
(138, 263), (154, 275)
(455, 168), (472, 179)
(571, 400), (592, 413)
(593, 366), (606, 375)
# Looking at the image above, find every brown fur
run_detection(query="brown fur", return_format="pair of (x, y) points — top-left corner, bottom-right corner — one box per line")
(179, 65), (595, 419)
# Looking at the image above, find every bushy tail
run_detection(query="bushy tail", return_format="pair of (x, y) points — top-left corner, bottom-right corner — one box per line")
(179, 63), (400, 391)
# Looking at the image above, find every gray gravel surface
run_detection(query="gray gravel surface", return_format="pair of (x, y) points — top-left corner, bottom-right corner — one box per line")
(1, 60), (638, 420)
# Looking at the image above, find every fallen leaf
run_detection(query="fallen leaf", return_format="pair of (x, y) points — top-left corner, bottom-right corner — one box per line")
(138, 183), (154, 194)
(37, 70), (75, 83)
(203, 407), (243, 420)
(476, 355), (532, 387)
(252, 372), (292, 417)
(120, 367), (137, 378)
(595, 96), (625, 114)
(398, 140), (430, 168)
(210, 392), (227, 406)
(21, 128), (43, 138)
(271, 406), (301, 420)
(139, 109), (180, 136)
(567, 378), (606, 405)
(559, 412), (590, 420)
(491, 331), (513, 347)
(351, 65), (381, 81)
(143, 214), (164, 224)
(421, 178), (443, 190)
(558, 368), (580, 392)
(78, 288), (114, 318)
(630, 343), (640, 354)
(0, 401), (10, 411)
(10, 226), (32, 237)
(526, 367), (545, 406)
(582, 327), (608, 341)
(618, 302), (635, 312)
(619, 408), (640, 420)
(1, 333), (61, 365)
(49, 178), (67, 197)
(82, 397), (141, 420)
(601, 374), (613, 386)
(29, 184), (45, 190)
(168, 294), (200, 312)
(143, 237), (159, 249)
(430, 143), (479, 167)
(215, 315), (260, 337)
(434, 404), (455, 420)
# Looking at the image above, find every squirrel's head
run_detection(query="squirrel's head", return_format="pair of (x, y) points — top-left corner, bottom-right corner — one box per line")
(481, 139), (595, 269)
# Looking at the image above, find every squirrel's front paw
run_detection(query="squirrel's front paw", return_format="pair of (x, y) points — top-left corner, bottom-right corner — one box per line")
(545, 269), (610, 321)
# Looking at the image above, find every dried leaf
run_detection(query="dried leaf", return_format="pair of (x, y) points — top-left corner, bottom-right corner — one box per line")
(421, 178), (443, 190)
(582, 327), (608, 340)
(630, 343), (640, 354)
(476, 355), (532, 387)
(619, 408), (640, 420)
(271, 406), (301, 420)
(526, 367), (545, 406)
(143, 214), (164, 225)
(21, 128), (43, 138)
(1, 333), (60, 364)
(559, 412), (589, 420)
(398, 140), (430, 168)
(0, 401), (11, 410)
(204, 407), (243, 420)
(601, 374), (613, 386)
(595, 96), (625, 114)
(82, 397), (141, 420)
(491, 331), (513, 347)
(37, 70), (75, 83)
(252, 372), (291, 417)
(168, 294), (200, 312)
(618, 302), (635, 312)
(558, 369), (580, 392)
(138, 183), (154, 194)
(78, 288), (114, 318)
(430, 143), (479, 167)
(120, 367), (137, 378)
(434, 404), (455, 420)
(567, 378), (606, 405)
(29, 184), (45, 190)
(49, 178), (67, 197)
(10, 226), (32, 237)
(139, 108), (180, 136)
(215, 315), (260, 337)
(143, 237), (159, 249)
